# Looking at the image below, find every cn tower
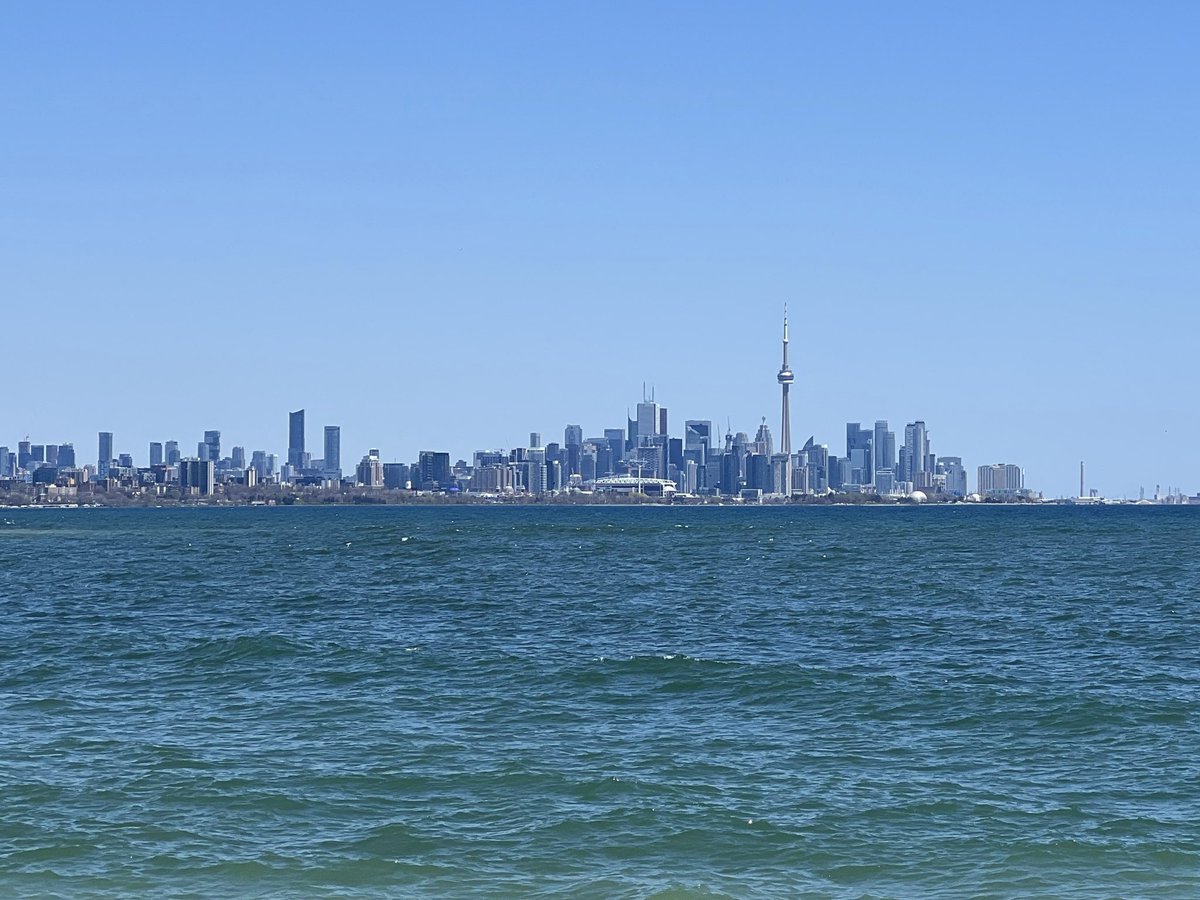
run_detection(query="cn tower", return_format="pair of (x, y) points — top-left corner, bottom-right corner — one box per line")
(777, 306), (793, 458)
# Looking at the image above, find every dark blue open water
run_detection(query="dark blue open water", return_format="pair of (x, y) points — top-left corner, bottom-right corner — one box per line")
(2, 506), (1199, 897)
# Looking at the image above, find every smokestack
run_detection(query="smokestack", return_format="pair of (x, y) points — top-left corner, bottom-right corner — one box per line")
(1080, 461), (1084, 498)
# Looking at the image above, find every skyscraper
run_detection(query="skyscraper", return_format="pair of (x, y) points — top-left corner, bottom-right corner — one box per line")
(356, 450), (383, 487)
(903, 421), (929, 481)
(98, 432), (113, 478)
(323, 426), (341, 478)
(684, 420), (712, 465)
(150, 442), (163, 467)
(939, 456), (967, 496)
(165, 441), (180, 465)
(564, 424), (582, 475)
(204, 430), (221, 465)
(636, 400), (659, 445)
(418, 451), (452, 489)
(604, 428), (626, 463)
(288, 409), (305, 469)
(845, 423), (873, 486)
(179, 458), (215, 496)
(873, 420), (895, 483)
(251, 450), (268, 480)
(754, 419), (774, 458)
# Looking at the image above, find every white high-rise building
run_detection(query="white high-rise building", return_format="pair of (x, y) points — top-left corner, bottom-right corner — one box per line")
(636, 401), (659, 445)
(977, 463), (1023, 497)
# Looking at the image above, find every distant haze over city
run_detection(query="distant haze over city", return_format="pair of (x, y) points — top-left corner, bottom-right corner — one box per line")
(3, 6), (1196, 499)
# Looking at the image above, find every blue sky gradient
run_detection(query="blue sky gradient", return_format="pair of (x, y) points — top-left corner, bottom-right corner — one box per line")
(3, 3), (1197, 496)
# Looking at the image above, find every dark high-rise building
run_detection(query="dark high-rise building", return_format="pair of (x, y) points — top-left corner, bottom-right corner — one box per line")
(98, 432), (113, 478)
(45, 445), (59, 466)
(30, 445), (45, 463)
(604, 428), (626, 463)
(165, 441), (180, 465)
(18, 441), (32, 471)
(251, 450), (269, 480)
(204, 431), (221, 466)
(179, 458), (215, 496)
(288, 409), (305, 469)
(323, 426), (341, 477)
(57, 444), (75, 468)
(581, 447), (597, 482)
(873, 420), (895, 483)
(720, 450), (743, 496)
(118, 453), (133, 469)
(845, 423), (873, 486)
(383, 463), (410, 489)
(828, 455), (845, 490)
(418, 451), (452, 489)
(668, 437), (684, 470)
(231, 446), (246, 469)
(564, 424), (582, 475)
(747, 453), (771, 492)
(150, 442), (164, 467)
(594, 445), (613, 477)
(685, 420), (712, 465)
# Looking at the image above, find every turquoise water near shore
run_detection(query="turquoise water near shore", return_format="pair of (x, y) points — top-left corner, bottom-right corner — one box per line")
(2, 506), (1199, 897)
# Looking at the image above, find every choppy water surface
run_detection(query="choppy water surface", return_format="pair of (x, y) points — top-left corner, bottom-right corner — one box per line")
(2, 505), (1199, 897)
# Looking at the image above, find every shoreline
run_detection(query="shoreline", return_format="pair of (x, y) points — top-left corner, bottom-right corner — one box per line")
(0, 499), (1183, 510)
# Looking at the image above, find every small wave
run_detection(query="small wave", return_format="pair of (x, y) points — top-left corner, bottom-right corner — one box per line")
(183, 633), (315, 665)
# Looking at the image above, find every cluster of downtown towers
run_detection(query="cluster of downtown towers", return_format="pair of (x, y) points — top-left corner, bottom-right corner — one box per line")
(0, 316), (1024, 498)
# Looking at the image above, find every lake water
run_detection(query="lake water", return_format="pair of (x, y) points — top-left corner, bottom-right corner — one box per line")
(2, 505), (1198, 897)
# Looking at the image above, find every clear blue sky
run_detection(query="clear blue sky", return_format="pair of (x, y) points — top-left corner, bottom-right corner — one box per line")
(3, 2), (1197, 497)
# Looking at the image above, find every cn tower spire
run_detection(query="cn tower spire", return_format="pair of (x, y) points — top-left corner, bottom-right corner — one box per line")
(777, 304), (794, 458)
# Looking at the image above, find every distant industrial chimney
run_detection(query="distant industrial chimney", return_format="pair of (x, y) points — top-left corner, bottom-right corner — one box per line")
(1080, 461), (1085, 499)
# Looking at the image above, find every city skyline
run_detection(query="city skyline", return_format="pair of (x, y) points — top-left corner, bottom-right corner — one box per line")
(0, 410), (1184, 503)
(3, 6), (1198, 498)
(1, 304), (1191, 502)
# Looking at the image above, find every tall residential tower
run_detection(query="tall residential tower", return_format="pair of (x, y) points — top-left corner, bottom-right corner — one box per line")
(288, 409), (305, 469)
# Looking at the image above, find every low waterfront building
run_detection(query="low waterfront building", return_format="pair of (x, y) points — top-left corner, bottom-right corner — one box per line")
(592, 475), (677, 498)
